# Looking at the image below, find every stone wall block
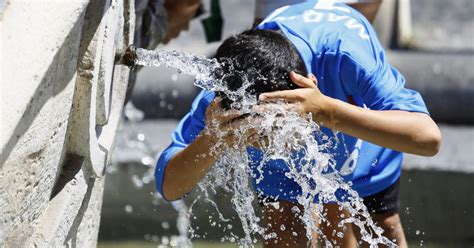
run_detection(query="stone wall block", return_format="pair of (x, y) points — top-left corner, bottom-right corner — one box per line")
(68, 167), (107, 248)
(67, 0), (112, 178)
(29, 156), (89, 247)
(1, 1), (89, 244)
(96, 0), (124, 126)
(96, 0), (135, 169)
(68, 0), (133, 178)
(1, 0), (135, 246)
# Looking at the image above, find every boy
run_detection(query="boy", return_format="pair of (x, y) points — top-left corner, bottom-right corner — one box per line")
(155, 1), (441, 247)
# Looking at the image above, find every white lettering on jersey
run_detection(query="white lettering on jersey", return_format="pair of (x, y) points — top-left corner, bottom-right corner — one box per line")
(304, 10), (324, 22)
(322, 137), (363, 179)
(327, 13), (349, 22)
(264, 8), (370, 41)
(339, 138), (363, 176)
(344, 19), (370, 40)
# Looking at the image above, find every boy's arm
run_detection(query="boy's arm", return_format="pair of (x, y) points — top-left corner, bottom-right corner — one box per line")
(162, 130), (219, 201)
(258, 72), (441, 157)
(161, 99), (260, 201)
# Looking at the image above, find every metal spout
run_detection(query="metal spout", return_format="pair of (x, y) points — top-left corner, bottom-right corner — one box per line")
(115, 45), (137, 67)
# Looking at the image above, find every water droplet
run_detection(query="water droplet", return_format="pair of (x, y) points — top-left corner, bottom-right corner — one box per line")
(280, 224), (286, 231)
(172, 89), (179, 98)
(169, 238), (178, 247)
(371, 159), (378, 167)
(291, 206), (301, 214)
(141, 156), (153, 166)
(161, 236), (169, 245)
(162, 221), (170, 229)
(171, 74), (178, 81)
(131, 175), (143, 188)
(124, 205), (133, 214)
(137, 133), (145, 141)
(415, 230), (421, 235)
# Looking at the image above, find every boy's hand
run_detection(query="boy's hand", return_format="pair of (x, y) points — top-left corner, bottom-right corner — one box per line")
(258, 72), (441, 157)
(258, 71), (334, 123)
(204, 98), (262, 149)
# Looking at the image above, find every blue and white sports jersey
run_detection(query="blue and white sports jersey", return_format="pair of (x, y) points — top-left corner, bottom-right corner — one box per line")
(155, 0), (429, 201)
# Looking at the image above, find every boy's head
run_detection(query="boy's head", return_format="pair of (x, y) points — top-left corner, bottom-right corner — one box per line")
(215, 29), (307, 110)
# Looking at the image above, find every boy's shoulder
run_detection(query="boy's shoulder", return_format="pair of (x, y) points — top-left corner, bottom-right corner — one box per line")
(259, 0), (372, 40)
(259, 0), (384, 72)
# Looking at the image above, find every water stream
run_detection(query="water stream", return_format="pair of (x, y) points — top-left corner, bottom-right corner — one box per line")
(119, 48), (398, 247)
(134, 48), (224, 92)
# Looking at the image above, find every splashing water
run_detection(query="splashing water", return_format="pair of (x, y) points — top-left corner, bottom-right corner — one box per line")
(113, 102), (192, 247)
(198, 104), (396, 247)
(133, 48), (258, 110)
(130, 48), (397, 247)
(134, 48), (224, 92)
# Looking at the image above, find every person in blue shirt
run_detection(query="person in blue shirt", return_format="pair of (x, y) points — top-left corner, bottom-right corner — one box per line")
(155, 1), (441, 247)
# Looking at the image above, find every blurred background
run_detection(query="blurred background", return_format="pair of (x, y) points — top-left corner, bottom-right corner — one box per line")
(98, 0), (474, 247)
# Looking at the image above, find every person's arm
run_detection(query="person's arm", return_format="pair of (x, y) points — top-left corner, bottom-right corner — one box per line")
(258, 72), (441, 157)
(162, 130), (219, 201)
(162, 99), (260, 201)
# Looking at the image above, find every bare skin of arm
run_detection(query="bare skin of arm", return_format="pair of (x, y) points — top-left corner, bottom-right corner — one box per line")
(258, 71), (442, 157)
(162, 100), (261, 200)
(162, 132), (218, 201)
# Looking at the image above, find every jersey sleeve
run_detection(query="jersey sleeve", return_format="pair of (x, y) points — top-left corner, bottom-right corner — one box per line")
(155, 90), (214, 199)
(339, 44), (429, 114)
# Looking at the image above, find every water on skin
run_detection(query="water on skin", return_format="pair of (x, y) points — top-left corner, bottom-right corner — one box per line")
(129, 49), (397, 247)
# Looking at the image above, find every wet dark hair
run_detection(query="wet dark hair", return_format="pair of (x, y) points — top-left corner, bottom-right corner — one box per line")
(215, 29), (307, 109)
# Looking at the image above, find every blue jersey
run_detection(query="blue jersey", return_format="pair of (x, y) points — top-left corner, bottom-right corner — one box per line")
(155, 0), (429, 201)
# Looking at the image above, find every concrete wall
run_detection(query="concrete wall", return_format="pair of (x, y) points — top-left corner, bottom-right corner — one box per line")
(0, 0), (134, 246)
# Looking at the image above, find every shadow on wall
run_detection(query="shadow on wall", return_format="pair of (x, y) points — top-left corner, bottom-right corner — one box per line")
(61, 156), (97, 245)
(1, 5), (97, 167)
